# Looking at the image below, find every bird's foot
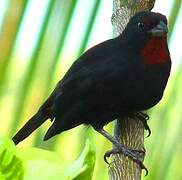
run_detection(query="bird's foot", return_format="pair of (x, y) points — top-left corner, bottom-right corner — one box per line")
(96, 128), (148, 175)
(104, 147), (148, 176)
(130, 112), (151, 137)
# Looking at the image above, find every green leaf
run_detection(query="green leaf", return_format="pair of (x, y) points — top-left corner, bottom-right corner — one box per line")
(0, 136), (24, 180)
(0, 137), (95, 180)
(64, 139), (96, 180)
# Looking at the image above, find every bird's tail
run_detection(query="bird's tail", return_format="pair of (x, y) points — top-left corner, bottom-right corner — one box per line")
(12, 111), (48, 145)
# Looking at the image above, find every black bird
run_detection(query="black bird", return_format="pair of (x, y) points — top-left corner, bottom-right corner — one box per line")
(12, 11), (171, 172)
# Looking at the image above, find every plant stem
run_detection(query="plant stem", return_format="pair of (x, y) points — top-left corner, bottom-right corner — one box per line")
(108, 0), (156, 179)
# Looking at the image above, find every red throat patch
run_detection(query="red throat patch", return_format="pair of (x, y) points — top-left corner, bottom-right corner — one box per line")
(141, 36), (170, 65)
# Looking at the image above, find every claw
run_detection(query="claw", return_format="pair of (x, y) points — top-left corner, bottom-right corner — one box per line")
(135, 158), (148, 176)
(104, 148), (121, 164)
(145, 124), (151, 138)
(132, 112), (151, 137)
(104, 147), (148, 175)
(123, 148), (148, 176)
(97, 128), (148, 175)
(104, 153), (109, 164)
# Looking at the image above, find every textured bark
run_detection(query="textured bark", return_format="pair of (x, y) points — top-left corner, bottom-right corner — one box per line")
(108, 0), (156, 179)
(109, 118), (145, 180)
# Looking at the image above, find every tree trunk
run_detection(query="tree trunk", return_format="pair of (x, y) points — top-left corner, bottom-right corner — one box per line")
(108, 0), (156, 180)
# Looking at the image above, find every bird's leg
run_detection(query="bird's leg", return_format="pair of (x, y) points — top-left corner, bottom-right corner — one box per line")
(96, 128), (148, 175)
(130, 111), (151, 137)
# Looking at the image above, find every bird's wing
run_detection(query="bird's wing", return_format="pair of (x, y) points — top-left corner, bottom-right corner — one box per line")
(50, 37), (131, 117)
(56, 37), (127, 93)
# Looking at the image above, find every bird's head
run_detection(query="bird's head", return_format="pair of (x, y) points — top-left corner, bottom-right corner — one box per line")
(120, 11), (170, 65)
(121, 11), (168, 43)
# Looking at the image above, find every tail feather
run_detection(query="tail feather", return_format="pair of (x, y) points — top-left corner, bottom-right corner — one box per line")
(43, 123), (57, 141)
(12, 111), (48, 145)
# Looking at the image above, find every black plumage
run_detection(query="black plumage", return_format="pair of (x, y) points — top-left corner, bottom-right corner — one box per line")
(12, 11), (171, 171)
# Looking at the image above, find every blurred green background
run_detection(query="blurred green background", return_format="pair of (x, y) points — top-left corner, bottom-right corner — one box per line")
(0, 0), (181, 179)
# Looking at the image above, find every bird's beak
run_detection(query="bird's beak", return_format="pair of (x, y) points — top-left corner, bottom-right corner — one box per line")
(149, 21), (168, 37)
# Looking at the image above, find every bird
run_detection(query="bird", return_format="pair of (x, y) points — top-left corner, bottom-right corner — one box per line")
(12, 11), (171, 172)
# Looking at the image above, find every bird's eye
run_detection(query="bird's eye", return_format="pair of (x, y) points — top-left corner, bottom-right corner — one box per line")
(138, 22), (145, 29)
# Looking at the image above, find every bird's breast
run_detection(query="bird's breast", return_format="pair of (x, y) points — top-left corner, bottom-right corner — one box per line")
(117, 62), (171, 111)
